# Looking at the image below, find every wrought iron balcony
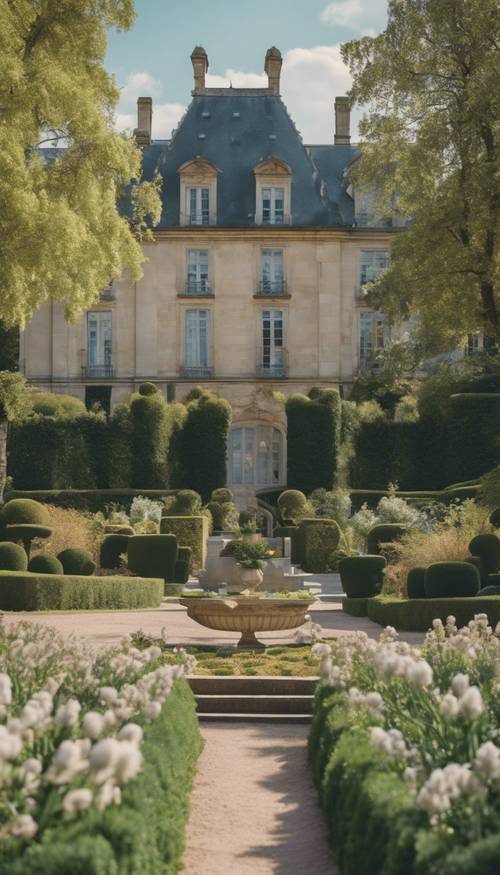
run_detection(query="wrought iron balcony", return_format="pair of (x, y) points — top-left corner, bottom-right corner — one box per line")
(256, 280), (287, 297)
(99, 287), (115, 302)
(179, 212), (217, 226)
(180, 366), (213, 378)
(254, 214), (292, 226)
(82, 365), (114, 379)
(257, 364), (288, 379)
(181, 281), (213, 296)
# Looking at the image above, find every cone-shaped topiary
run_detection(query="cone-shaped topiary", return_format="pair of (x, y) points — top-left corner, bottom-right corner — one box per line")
(339, 555), (386, 597)
(57, 548), (96, 576)
(127, 534), (178, 581)
(366, 524), (408, 556)
(0, 541), (28, 571)
(469, 534), (500, 574)
(100, 534), (130, 570)
(28, 554), (63, 575)
(406, 566), (427, 599)
(424, 561), (480, 598)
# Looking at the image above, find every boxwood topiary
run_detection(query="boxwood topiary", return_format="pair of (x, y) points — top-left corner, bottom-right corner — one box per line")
(424, 561), (480, 598)
(0, 542), (28, 571)
(170, 489), (202, 515)
(138, 381), (159, 396)
(469, 533), (500, 574)
(277, 489), (308, 524)
(6, 524), (53, 558)
(339, 555), (386, 597)
(100, 534), (130, 570)
(28, 554), (63, 575)
(174, 560), (190, 585)
(178, 546), (192, 564)
(0, 498), (50, 532)
(57, 548), (96, 576)
(127, 534), (178, 582)
(366, 524), (408, 556)
(211, 488), (233, 504)
(406, 566), (427, 599)
(220, 539), (240, 557)
(298, 518), (342, 573)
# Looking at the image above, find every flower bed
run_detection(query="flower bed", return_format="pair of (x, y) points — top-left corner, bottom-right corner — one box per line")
(342, 594), (500, 631)
(0, 621), (202, 873)
(0, 572), (164, 611)
(309, 615), (500, 874)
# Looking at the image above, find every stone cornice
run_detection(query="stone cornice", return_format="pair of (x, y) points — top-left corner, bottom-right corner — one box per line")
(147, 227), (398, 244)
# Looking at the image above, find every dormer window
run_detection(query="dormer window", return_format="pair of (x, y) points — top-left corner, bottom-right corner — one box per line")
(254, 159), (291, 225)
(178, 158), (219, 226)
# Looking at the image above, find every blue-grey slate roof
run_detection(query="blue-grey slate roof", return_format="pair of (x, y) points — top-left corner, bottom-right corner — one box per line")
(140, 90), (359, 228)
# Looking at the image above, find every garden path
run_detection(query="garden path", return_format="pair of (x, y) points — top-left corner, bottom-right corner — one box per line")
(183, 722), (335, 875)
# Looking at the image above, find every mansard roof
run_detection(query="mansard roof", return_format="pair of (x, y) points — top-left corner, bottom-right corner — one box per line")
(139, 90), (360, 228)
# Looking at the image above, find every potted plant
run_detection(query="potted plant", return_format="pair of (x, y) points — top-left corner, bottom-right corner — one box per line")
(239, 517), (261, 544)
(233, 540), (275, 594)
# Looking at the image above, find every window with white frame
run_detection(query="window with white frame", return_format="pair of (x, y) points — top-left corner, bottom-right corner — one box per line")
(229, 426), (282, 485)
(187, 249), (210, 294)
(360, 251), (389, 287)
(87, 311), (112, 374)
(187, 187), (210, 225)
(261, 309), (284, 373)
(185, 309), (210, 372)
(262, 187), (284, 225)
(359, 311), (386, 364)
(260, 249), (284, 294)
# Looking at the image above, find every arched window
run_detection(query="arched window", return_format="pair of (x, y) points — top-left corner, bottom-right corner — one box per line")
(229, 425), (283, 486)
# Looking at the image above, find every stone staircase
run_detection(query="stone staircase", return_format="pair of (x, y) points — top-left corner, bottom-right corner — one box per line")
(188, 675), (318, 724)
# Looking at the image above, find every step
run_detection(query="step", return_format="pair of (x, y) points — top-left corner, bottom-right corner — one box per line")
(199, 713), (311, 724)
(188, 675), (318, 696)
(196, 694), (314, 715)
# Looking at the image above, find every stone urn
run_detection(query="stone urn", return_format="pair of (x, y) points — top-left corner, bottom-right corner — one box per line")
(239, 566), (264, 594)
(180, 596), (314, 647)
(242, 532), (261, 544)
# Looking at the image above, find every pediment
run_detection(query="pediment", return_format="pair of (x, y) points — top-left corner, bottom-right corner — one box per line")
(253, 158), (292, 177)
(178, 157), (220, 177)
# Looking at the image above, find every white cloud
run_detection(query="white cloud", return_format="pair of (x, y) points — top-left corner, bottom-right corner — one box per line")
(320, 0), (362, 29)
(206, 68), (267, 89)
(119, 71), (162, 102)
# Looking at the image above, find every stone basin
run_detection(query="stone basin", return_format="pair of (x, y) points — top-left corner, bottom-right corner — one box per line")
(180, 596), (314, 647)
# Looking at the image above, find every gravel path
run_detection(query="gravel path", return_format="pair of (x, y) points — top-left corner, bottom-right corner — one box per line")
(183, 722), (335, 875)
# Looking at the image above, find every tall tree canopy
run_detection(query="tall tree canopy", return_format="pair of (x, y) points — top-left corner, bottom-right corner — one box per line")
(0, 0), (161, 327)
(343, 0), (500, 352)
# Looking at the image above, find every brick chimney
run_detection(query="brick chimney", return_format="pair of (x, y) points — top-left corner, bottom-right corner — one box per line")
(265, 47), (283, 95)
(134, 96), (152, 146)
(334, 97), (351, 145)
(191, 46), (209, 94)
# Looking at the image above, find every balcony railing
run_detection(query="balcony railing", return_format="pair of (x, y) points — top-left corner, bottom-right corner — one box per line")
(354, 213), (393, 228)
(99, 287), (116, 302)
(257, 364), (288, 379)
(180, 212), (217, 226)
(180, 366), (213, 378)
(253, 214), (292, 226)
(82, 365), (114, 379)
(181, 281), (213, 296)
(256, 280), (287, 297)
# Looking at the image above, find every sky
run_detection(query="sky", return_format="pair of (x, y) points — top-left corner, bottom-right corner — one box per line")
(106, 0), (388, 144)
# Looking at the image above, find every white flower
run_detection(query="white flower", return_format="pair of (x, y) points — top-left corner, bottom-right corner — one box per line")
(47, 739), (88, 784)
(117, 723), (143, 744)
(451, 673), (470, 697)
(89, 738), (119, 774)
(144, 700), (162, 721)
(96, 781), (121, 810)
(440, 693), (459, 720)
(365, 691), (384, 714)
(83, 712), (105, 740)
(311, 643), (331, 658)
(9, 814), (38, 839)
(475, 742), (500, 780)
(99, 687), (119, 706)
(406, 660), (433, 689)
(0, 725), (22, 761)
(62, 788), (93, 814)
(458, 686), (483, 719)
(56, 698), (81, 728)
(113, 741), (143, 784)
(0, 672), (12, 706)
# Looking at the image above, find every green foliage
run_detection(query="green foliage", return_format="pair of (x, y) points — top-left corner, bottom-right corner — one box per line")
(478, 584), (500, 596)
(28, 554), (63, 575)
(211, 488), (232, 504)
(160, 516), (208, 571)
(0, 541), (28, 571)
(469, 533), (500, 574)
(106, 403), (133, 488)
(480, 467), (500, 512)
(57, 548), (95, 576)
(365, 594), (500, 632)
(175, 391), (232, 502)
(233, 539), (274, 570)
(6, 523), (52, 557)
(351, 418), (420, 489)
(406, 566), (427, 599)
(286, 388), (341, 493)
(0, 372), (31, 421)
(99, 534), (130, 570)
(277, 489), (309, 523)
(366, 523), (408, 556)
(173, 559), (190, 585)
(5, 489), (176, 513)
(127, 534), (178, 582)
(129, 393), (170, 488)
(339, 555), (386, 597)
(342, 0), (500, 349)
(31, 392), (86, 417)
(298, 518), (342, 573)
(424, 561), (480, 598)
(0, 571), (164, 611)
(219, 539), (240, 557)
(167, 489), (202, 515)
(0, 497), (50, 527)
(138, 382), (159, 396)
(447, 394), (500, 483)
(342, 596), (369, 616)
(0, 323), (19, 371)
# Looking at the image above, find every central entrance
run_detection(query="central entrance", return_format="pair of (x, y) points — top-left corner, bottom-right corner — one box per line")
(228, 425), (283, 486)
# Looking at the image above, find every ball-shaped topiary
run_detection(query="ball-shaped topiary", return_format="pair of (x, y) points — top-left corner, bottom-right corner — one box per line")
(424, 562), (480, 598)
(100, 534), (130, 570)
(277, 489), (308, 524)
(57, 548), (96, 576)
(172, 490), (202, 515)
(138, 381), (159, 396)
(469, 534), (500, 574)
(366, 524), (408, 556)
(338, 555), (386, 598)
(489, 508), (500, 528)
(28, 554), (64, 575)
(211, 488), (233, 504)
(0, 541), (28, 571)
(127, 534), (178, 581)
(0, 498), (50, 527)
(477, 584), (500, 596)
(406, 566), (427, 599)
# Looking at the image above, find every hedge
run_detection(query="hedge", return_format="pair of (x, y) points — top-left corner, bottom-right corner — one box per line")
(286, 388), (341, 493)
(127, 535), (178, 582)
(342, 596), (368, 616)
(160, 515), (208, 571)
(0, 572), (164, 611)
(130, 393), (185, 489)
(174, 390), (232, 502)
(297, 518), (341, 572)
(447, 393), (500, 483)
(350, 419), (420, 491)
(4, 489), (177, 513)
(357, 594), (500, 631)
(1, 680), (202, 875)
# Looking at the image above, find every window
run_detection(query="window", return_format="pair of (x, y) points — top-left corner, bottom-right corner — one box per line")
(229, 426), (283, 485)
(187, 250), (210, 294)
(466, 333), (482, 357)
(185, 309), (210, 374)
(87, 311), (112, 376)
(187, 187), (210, 225)
(260, 249), (285, 295)
(359, 311), (386, 364)
(262, 187), (284, 224)
(360, 251), (389, 286)
(261, 309), (285, 375)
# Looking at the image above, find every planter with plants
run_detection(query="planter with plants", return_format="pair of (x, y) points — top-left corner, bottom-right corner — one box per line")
(233, 540), (276, 594)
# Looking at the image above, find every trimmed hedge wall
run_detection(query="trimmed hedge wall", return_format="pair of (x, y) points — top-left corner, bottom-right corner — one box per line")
(128, 535), (178, 582)
(0, 572), (164, 611)
(286, 388), (341, 493)
(130, 393), (186, 489)
(345, 594), (500, 631)
(160, 515), (208, 571)
(5, 489), (176, 513)
(447, 393), (500, 483)
(297, 518), (341, 572)
(174, 391), (232, 502)
(350, 419), (420, 490)
(1, 680), (202, 875)
(342, 596), (369, 616)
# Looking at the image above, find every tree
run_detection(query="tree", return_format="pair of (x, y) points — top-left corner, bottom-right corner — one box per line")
(0, 0), (161, 327)
(0, 372), (32, 502)
(343, 0), (500, 353)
